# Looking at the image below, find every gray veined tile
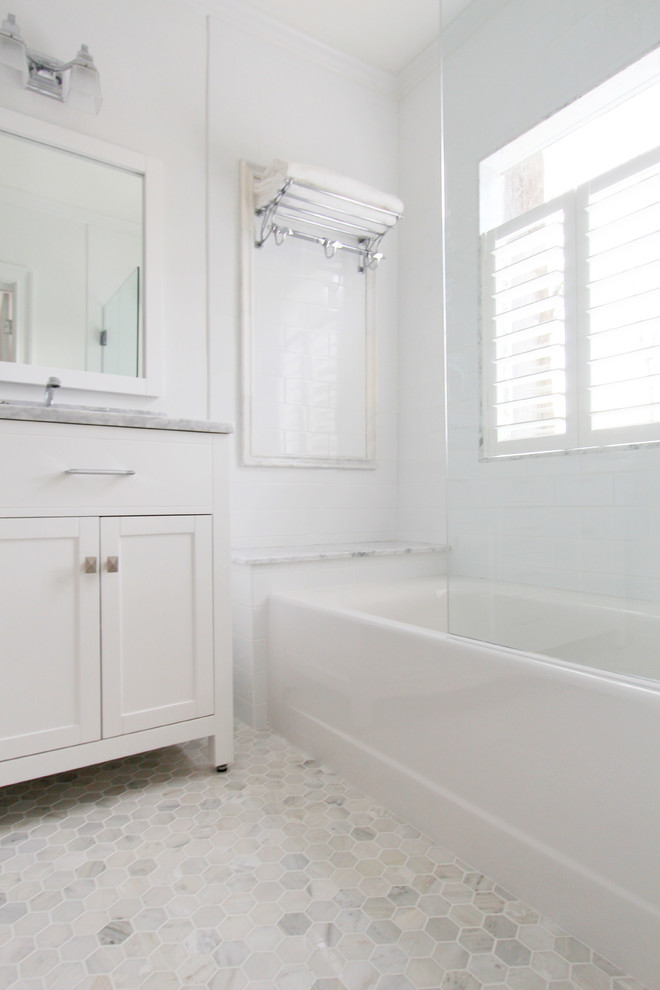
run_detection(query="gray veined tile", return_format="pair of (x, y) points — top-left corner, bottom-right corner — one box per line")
(505, 966), (549, 990)
(111, 957), (153, 988)
(364, 897), (396, 920)
(370, 943), (407, 975)
(440, 973), (483, 990)
(273, 963), (315, 990)
(185, 927), (222, 954)
(405, 955), (445, 988)
(484, 913), (518, 939)
(0, 905), (26, 925)
(342, 959), (380, 990)
(391, 906), (426, 933)
(387, 885), (417, 907)
(425, 915), (460, 942)
(136, 972), (180, 990)
(458, 925), (495, 953)
(531, 950), (570, 981)
(467, 950), (508, 983)
(366, 920), (402, 947)
(96, 919), (133, 945)
(554, 936), (592, 964)
(378, 979), (418, 990)
(431, 941), (470, 971)
(494, 936), (532, 966)
(449, 902), (485, 928)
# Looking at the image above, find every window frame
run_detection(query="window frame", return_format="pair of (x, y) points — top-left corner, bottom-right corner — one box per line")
(481, 145), (660, 458)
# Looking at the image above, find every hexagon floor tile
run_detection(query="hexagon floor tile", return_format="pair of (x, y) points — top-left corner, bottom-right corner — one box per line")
(0, 723), (651, 990)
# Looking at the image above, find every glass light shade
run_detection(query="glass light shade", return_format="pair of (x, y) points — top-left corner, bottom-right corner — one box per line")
(0, 17), (28, 87)
(67, 47), (102, 114)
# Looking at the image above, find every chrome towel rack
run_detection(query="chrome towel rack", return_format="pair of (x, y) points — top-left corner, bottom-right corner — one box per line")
(253, 170), (403, 272)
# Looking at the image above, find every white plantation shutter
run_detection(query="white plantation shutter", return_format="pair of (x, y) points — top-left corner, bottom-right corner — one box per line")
(482, 195), (576, 454)
(482, 147), (660, 456)
(582, 147), (660, 444)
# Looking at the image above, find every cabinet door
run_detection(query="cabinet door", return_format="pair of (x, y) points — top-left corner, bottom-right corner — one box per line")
(0, 516), (101, 761)
(101, 515), (214, 737)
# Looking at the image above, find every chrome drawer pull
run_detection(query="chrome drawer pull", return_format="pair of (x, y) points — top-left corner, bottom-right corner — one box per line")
(65, 468), (135, 476)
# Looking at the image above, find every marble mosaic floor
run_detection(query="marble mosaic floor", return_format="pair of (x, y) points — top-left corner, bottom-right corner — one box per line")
(0, 723), (649, 990)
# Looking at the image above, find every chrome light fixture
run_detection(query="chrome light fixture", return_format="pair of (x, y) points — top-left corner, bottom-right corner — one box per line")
(0, 12), (102, 113)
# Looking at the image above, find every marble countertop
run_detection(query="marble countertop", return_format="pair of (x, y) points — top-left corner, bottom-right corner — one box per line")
(0, 402), (233, 434)
(232, 541), (448, 564)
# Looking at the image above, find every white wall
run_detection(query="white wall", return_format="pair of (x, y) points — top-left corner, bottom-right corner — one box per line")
(444, 0), (660, 601)
(397, 46), (446, 544)
(207, 6), (402, 549)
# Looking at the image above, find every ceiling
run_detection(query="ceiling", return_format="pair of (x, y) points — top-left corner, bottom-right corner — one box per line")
(235, 0), (469, 74)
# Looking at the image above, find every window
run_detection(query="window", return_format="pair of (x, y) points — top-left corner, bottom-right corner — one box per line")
(480, 47), (660, 457)
(0, 264), (30, 366)
(0, 282), (15, 363)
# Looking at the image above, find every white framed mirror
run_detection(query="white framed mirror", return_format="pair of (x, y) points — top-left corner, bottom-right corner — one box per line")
(0, 107), (162, 396)
(240, 161), (377, 468)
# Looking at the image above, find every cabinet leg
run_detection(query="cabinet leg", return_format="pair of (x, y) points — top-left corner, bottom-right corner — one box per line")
(208, 734), (231, 772)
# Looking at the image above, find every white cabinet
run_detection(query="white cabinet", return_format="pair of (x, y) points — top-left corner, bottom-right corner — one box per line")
(101, 514), (214, 737)
(0, 418), (233, 787)
(0, 516), (101, 762)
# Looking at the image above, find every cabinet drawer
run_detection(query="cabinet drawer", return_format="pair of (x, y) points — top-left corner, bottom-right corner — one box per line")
(0, 425), (213, 511)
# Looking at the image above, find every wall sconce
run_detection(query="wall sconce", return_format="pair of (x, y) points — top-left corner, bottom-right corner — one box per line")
(0, 12), (102, 113)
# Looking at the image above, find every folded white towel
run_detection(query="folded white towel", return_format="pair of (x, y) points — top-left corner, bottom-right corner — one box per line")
(253, 159), (403, 221)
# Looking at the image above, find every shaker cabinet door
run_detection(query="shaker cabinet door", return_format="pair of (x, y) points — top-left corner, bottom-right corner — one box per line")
(100, 515), (214, 737)
(0, 516), (101, 761)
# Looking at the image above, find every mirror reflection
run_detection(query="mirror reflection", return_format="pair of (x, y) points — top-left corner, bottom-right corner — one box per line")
(0, 129), (144, 377)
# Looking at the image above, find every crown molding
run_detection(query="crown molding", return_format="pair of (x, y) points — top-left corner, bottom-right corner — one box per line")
(184, 0), (398, 99)
(397, 36), (441, 99)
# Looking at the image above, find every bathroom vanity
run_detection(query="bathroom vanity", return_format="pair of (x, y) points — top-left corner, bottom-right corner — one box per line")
(0, 407), (233, 787)
(0, 106), (233, 787)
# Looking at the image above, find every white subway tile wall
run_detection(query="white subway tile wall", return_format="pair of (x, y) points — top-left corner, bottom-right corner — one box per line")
(443, 0), (660, 604)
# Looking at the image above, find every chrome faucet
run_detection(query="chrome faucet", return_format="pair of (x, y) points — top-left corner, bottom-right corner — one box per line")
(45, 376), (61, 406)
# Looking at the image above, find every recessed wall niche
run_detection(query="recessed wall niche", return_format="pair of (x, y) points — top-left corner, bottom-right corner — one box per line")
(239, 162), (377, 468)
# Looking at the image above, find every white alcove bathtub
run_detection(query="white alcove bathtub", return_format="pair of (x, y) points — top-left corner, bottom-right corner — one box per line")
(268, 576), (660, 989)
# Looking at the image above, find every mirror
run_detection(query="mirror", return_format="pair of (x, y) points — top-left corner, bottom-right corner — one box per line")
(0, 108), (162, 397)
(239, 162), (376, 469)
